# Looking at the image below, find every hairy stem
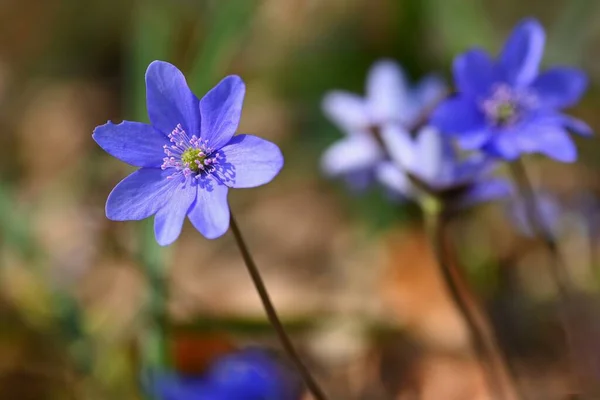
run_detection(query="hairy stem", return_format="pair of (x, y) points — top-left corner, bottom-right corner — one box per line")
(424, 203), (519, 400)
(229, 212), (329, 400)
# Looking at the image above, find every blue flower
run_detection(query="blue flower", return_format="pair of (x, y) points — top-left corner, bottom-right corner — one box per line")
(93, 61), (283, 245)
(508, 192), (561, 238)
(431, 18), (591, 162)
(376, 125), (511, 209)
(321, 59), (446, 189)
(151, 349), (301, 400)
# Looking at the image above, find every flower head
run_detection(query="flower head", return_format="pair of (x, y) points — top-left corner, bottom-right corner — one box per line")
(93, 61), (283, 245)
(376, 126), (511, 209)
(151, 349), (302, 400)
(431, 18), (591, 162)
(321, 60), (446, 189)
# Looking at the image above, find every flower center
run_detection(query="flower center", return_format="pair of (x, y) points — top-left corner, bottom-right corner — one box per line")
(481, 84), (536, 127)
(181, 148), (207, 173)
(495, 103), (516, 125)
(161, 124), (220, 180)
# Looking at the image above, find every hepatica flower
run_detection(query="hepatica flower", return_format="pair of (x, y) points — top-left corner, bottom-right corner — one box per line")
(321, 60), (446, 189)
(93, 61), (283, 245)
(376, 126), (510, 209)
(152, 349), (301, 400)
(431, 18), (590, 162)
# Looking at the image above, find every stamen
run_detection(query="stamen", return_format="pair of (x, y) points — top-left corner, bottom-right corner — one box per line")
(160, 124), (221, 180)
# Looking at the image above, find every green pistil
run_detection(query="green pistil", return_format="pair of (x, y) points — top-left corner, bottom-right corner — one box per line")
(181, 148), (206, 172)
(496, 103), (516, 125)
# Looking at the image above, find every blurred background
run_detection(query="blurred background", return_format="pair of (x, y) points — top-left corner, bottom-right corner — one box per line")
(2, 0), (600, 399)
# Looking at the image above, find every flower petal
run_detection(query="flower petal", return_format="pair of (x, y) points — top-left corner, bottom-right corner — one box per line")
(413, 75), (447, 108)
(531, 126), (577, 162)
(322, 91), (370, 133)
(366, 60), (409, 124)
(146, 61), (201, 135)
(379, 124), (414, 169)
(460, 179), (512, 208)
(154, 180), (197, 246)
(106, 168), (179, 221)
(321, 135), (382, 177)
(455, 129), (493, 150)
(482, 131), (522, 161)
(531, 67), (587, 109)
(188, 176), (230, 239)
(430, 96), (487, 133)
(413, 126), (449, 183)
(452, 154), (495, 184)
(218, 135), (283, 188)
(407, 74), (447, 122)
(200, 75), (246, 150)
(560, 114), (593, 136)
(376, 162), (412, 198)
(93, 121), (168, 167)
(499, 18), (545, 87)
(150, 374), (211, 400)
(453, 49), (495, 98)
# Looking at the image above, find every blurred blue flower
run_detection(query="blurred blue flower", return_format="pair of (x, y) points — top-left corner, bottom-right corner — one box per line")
(93, 61), (283, 245)
(321, 59), (446, 189)
(376, 126), (511, 209)
(431, 18), (591, 162)
(509, 192), (561, 238)
(151, 349), (301, 400)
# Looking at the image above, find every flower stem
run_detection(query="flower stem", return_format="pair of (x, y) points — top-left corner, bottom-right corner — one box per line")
(508, 159), (596, 394)
(423, 200), (519, 400)
(229, 212), (329, 400)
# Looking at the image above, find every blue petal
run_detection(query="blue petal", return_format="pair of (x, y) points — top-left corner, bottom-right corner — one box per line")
(460, 179), (512, 208)
(453, 49), (495, 98)
(93, 121), (168, 167)
(560, 114), (593, 136)
(412, 126), (448, 183)
(150, 374), (209, 400)
(322, 91), (370, 133)
(366, 60), (409, 124)
(498, 18), (545, 86)
(531, 125), (577, 162)
(531, 67), (587, 109)
(146, 61), (201, 136)
(200, 75), (246, 150)
(106, 169), (179, 221)
(207, 350), (298, 399)
(154, 179), (197, 246)
(188, 175), (230, 239)
(452, 154), (495, 184)
(321, 135), (382, 177)
(455, 128), (494, 150)
(343, 168), (376, 192)
(149, 373), (228, 400)
(218, 135), (284, 188)
(406, 74), (447, 123)
(413, 74), (447, 108)
(375, 162), (412, 198)
(380, 124), (414, 168)
(482, 131), (522, 161)
(430, 96), (486, 133)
